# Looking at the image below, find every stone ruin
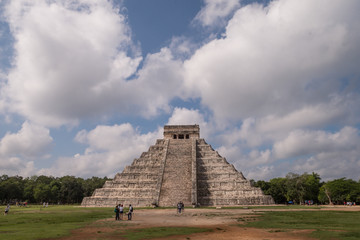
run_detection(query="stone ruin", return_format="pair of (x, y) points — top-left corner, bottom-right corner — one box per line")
(81, 125), (274, 207)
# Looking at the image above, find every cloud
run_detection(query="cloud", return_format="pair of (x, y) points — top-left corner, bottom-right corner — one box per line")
(0, 121), (52, 176)
(0, 121), (53, 158)
(1, 0), (185, 127)
(185, 0), (360, 126)
(39, 108), (208, 178)
(273, 127), (359, 159)
(2, 0), (135, 126)
(182, 0), (360, 181)
(227, 126), (360, 181)
(125, 48), (185, 118)
(194, 0), (240, 27)
(40, 123), (162, 178)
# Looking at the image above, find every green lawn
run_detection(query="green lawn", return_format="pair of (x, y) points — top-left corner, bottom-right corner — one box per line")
(0, 205), (113, 240)
(2, 205), (359, 240)
(0, 205), (211, 240)
(240, 210), (360, 240)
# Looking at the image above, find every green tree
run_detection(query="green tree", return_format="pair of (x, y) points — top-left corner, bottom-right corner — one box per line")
(82, 176), (109, 197)
(253, 180), (271, 194)
(319, 178), (360, 204)
(303, 172), (321, 202)
(34, 183), (51, 203)
(267, 177), (287, 204)
(23, 176), (37, 202)
(0, 175), (24, 203)
(284, 173), (300, 203)
(59, 176), (84, 203)
(49, 179), (61, 203)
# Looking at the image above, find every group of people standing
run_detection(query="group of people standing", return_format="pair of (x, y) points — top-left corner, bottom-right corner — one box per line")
(114, 204), (133, 221)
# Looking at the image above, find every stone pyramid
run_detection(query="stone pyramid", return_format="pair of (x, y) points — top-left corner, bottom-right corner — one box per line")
(81, 125), (274, 207)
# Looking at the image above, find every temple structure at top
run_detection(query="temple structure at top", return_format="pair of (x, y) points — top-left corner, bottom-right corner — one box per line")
(81, 125), (274, 207)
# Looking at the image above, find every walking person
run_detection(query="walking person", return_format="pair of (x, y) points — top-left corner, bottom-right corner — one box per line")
(114, 205), (120, 221)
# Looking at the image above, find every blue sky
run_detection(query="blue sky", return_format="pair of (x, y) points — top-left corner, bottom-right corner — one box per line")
(0, 0), (359, 181)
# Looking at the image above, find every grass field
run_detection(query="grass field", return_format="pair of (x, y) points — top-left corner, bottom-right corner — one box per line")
(0, 205), (210, 240)
(240, 210), (360, 240)
(0, 205), (114, 240)
(1, 205), (359, 240)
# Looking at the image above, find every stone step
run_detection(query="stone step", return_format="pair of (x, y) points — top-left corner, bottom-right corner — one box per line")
(197, 172), (244, 181)
(197, 165), (237, 172)
(93, 188), (156, 198)
(82, 196), (156, 207)
(198, 196), (274, 206)
(197, 151), (221, 157)
(103, 181), (157, 188)
(197, 181), (251, 189)
(158, 139), (193, 207)
(131, 159), (162, 166)
(115, 173), (159, 181)
(197, 189), (265, 197)
(123, 165), (161, 173)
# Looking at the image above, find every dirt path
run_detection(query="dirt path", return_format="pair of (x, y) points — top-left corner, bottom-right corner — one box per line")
(56, 206), (359, 240)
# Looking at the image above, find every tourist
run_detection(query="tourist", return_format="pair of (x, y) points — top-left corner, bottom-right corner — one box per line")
(4, 204), (10, 215)
(119, 204), (124, 220)
(114, 205), (120, 220)
(177, 201), (182, 213)
(128, 204), (133, 220)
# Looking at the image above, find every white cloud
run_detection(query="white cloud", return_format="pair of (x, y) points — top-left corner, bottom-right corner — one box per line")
(272, 126), (360, 181)
(181, 0), (360, 181)
(227, 126), (360, 181)
(185, 0), (360, 126)
(0, 121), (52, 176)
(41, 123), (162, 178)
(126, 48), (185, 118)
(273, 126), (359, 159)
(194, 0), (240, 27)
(292, 149), (360, 181)
(1, 0), (186, 127)
(2, 0), (136, 126)
(39, 108), (209, 178)
(0, 121), (53, 158)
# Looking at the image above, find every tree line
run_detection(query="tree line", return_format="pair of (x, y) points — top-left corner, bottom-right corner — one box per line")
(1, 172), (359, 205)
(252, 172), (360, 205)
(0, 175), (110, 204)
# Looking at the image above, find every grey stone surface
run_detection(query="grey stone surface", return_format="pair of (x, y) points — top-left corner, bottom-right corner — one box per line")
(81, 125), (274, 207)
